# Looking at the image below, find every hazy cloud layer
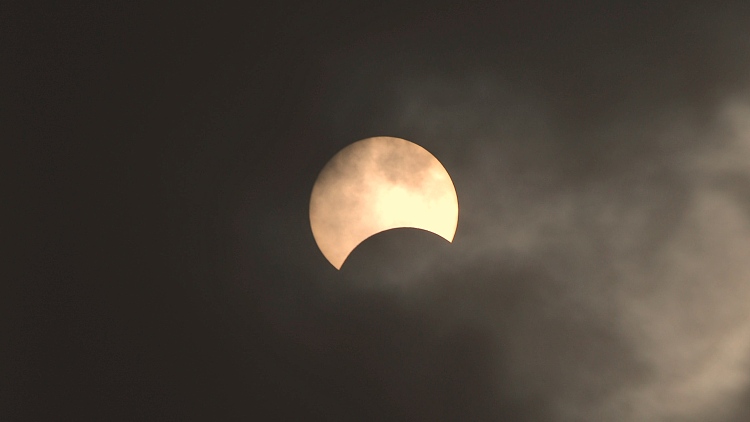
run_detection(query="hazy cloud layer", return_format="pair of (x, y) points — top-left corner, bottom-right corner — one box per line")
(239, 4), (750, 421)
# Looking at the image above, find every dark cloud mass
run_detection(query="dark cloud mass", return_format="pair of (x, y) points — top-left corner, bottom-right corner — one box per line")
(10, 1), (750, 421)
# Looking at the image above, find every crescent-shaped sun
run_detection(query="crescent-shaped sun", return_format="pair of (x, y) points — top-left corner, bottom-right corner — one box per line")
(309, 136), (459, 269)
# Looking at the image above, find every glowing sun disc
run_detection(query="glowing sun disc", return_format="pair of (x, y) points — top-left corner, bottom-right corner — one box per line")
(309, 136), (459, 269)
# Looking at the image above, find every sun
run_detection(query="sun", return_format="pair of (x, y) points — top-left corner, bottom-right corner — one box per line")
(309, 136), (458, 269)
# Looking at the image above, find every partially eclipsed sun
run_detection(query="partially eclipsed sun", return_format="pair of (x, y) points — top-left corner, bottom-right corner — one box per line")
(310, 136), (459, 269)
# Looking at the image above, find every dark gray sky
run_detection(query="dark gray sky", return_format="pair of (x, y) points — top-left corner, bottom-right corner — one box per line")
(9, 1), (750, 420)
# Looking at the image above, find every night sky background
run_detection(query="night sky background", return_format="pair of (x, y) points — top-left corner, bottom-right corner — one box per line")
(8, 1), (750, 420)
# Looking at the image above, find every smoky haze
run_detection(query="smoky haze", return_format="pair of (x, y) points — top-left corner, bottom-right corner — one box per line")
(12, 1), (750, 421)
(236, 3), (750, 422)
